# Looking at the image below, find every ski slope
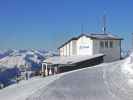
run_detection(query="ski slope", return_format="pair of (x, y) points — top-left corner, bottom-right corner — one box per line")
(0, 75), (62, 100)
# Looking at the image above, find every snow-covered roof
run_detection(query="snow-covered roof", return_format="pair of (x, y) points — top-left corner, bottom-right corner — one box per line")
(43, 54), (104, 65)
(86, 33), (123, 40)
(58, 33), (123, 49)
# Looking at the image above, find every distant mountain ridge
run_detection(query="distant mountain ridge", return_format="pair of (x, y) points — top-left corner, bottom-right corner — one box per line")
(0, 49), (58, 70)
(0, 49), (14, 59)
(0, 49), (58, 86)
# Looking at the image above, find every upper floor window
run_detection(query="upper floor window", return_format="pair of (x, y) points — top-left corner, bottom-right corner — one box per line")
(105, 41), (108, 48)
(100, 40), (119, 49)
(100, 41), (104, 48)
(109, 41), (113, 48)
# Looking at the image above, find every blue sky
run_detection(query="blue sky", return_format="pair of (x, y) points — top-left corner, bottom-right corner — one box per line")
(0, 0), (132, 51)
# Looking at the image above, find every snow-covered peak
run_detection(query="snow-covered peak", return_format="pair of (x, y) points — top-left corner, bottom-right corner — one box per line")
(0, 49), (57, 69)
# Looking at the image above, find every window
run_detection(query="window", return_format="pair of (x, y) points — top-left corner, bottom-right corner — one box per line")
(109, 41), (113, 48)
(100, 41), (104, 48)
(105, 41), (108, 48)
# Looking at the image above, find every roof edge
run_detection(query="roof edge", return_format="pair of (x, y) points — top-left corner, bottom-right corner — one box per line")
(57, 33), (123, 49)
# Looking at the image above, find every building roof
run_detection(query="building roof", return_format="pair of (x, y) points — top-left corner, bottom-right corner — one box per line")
(43, 54), (104, 66)
(58, 33), (123, 49)
(86, 33), (123, 40)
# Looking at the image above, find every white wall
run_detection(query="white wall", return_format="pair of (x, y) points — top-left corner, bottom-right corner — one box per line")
(72, 40), (77, 56)
(77, 36), (93, 56)
(59, 40), (77, 56)
(59, 48), (63, 56)
(70, 41), (73, 56)
(63, 45), (67, 56)
(66, 44), (69, 56)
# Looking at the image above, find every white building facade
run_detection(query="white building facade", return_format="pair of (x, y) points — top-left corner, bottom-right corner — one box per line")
(58, 33), (123, 62)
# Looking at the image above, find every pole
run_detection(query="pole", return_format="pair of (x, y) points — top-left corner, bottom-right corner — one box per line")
(45, 63), (48, 76)
(41, 63), (44, 76)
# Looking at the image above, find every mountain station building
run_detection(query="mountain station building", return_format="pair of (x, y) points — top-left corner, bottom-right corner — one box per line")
(42, 33), (123, 76)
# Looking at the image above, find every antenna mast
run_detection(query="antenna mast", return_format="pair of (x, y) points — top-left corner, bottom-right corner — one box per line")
(102, 15), (107, 34)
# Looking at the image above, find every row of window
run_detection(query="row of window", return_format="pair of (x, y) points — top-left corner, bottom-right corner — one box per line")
(100, 41), (115, 48)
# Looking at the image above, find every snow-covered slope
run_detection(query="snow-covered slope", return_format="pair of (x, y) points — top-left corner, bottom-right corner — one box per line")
(0, 57), (131, 100)
(0, 49), (14, 59)
(0, 75), (62, 100)
(28, 58), (133, 100)
(1, 52), (133, 100)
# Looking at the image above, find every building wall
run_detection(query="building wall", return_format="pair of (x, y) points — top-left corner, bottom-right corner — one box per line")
(93, 39), (121, 62)
(77, 36), (93, 56)
(59, 40), (77, 56)
(59, 35), (121, 62)
(66, 43), (69, 56)
(70, 41), (73, 56)
(63, 45), (67, 56)
(59, 48), (63, 56)
(72, 40), (77, 56)
(92, 40), (100, 54)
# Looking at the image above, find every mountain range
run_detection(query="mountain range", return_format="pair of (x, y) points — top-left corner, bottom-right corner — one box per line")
(0, 49), (58, 86)
(0, 49), (58, 70)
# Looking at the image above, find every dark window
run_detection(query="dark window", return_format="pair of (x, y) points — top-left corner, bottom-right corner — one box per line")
(110, 41), (113, 48)
(105, 41), (108, 48)
(100, 41), (104, 48)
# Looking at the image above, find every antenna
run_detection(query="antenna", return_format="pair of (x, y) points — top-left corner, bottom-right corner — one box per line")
(102, 15), (107, 34)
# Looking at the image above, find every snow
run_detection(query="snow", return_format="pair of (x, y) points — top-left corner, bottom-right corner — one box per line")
(43, 54), (104, 65)
(0, 49), (47, 69)
(0, 49), (58, 87)
(121, 53), (133, 75)
(86, 33), (122, 40)
(121, 53), (133, 88)
(0, 75), (62, 100)
(0, 55), (26, 68)
(1, 53), (133, 100)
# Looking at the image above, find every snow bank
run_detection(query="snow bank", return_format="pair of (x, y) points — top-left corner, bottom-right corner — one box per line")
(122, 53), (133, 75)
(121, 53), (133, 87)
(0, 75), (61, 100)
